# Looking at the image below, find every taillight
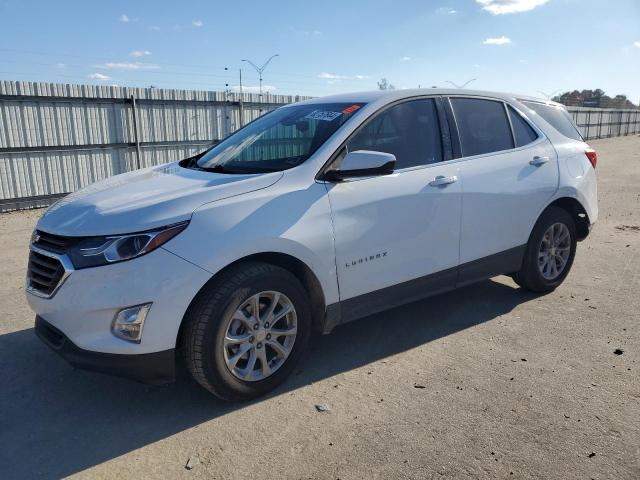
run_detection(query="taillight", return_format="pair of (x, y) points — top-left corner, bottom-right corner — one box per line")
(585, 148), (597, 168)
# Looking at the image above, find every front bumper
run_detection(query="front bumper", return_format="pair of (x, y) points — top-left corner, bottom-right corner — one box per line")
(35, 316), (175, 385)
(26, 246), (211, 355)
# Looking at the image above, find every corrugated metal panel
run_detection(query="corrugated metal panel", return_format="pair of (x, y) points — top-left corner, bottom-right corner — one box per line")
(0, 80), (309, 208)
(567, 107), (640, 140)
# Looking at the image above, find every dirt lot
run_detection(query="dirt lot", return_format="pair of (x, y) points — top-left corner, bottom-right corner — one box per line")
(0, 136), (639, 479)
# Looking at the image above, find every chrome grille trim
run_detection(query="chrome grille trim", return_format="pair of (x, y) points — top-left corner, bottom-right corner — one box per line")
(26, 245), (74, 299)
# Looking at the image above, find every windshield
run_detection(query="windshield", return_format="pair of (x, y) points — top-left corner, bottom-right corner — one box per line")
(195, 102), (366, 173)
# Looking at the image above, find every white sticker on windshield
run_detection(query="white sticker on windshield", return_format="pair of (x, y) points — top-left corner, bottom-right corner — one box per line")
(305, 110), (343, 122)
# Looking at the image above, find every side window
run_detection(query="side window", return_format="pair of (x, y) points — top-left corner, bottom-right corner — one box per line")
(508, 106), (538, 147)
(347, 99), (442, 169)
(450, 98), (514, 157)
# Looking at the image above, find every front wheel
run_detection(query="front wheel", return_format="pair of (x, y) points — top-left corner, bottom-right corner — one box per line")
(512, 206), (577, 293)
(183, 262), (311, 401)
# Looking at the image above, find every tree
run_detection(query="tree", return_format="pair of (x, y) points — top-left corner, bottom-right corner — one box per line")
(377, 78), (395, 90)
(552, 89), (638, 109)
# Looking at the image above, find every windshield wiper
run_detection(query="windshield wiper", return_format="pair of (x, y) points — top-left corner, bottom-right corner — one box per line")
(198, 163), (287, 174)
(197, 164), (240, 174)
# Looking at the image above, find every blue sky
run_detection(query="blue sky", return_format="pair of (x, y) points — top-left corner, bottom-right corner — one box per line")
(1, 0), (639, 102)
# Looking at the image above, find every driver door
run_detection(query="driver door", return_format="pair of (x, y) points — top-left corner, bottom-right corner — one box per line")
(324, 98), (463, 321)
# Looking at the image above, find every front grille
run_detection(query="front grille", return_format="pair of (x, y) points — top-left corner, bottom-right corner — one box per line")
(27, 250), (65, 296)
(33, 230), (80, 255)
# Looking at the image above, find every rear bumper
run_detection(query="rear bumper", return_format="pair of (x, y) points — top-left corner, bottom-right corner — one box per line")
(35, 316), (175, 385)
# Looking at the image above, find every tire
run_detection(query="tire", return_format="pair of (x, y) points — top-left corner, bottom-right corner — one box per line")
(182, 262), (311, 401)
(512, 206), (577, 293)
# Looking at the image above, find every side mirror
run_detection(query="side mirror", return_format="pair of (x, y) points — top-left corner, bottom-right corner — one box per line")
(324, 150), (396, 182)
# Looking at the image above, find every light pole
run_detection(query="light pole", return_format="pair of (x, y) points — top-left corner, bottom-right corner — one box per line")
(445, 78), (477, 89)
(536, 89), (561, 100)
(241, 54), (279, 97)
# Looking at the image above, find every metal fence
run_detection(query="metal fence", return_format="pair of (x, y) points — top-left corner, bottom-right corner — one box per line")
(1, 81), (639, 212)
(0, 80), (310, 211)
(567, 107), (640, 140)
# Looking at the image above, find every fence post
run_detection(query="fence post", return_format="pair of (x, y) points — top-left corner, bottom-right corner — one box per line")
(130, 94), (142, 170)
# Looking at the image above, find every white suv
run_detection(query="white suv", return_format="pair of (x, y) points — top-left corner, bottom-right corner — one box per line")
(27, 89), (598, 401)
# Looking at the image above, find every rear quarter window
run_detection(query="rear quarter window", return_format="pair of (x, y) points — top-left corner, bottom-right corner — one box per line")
(508, 105), (539, 147)
(520, 101), (583, 141)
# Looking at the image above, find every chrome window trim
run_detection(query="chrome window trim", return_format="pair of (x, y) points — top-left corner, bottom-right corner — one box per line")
(26, 244), (74, 299)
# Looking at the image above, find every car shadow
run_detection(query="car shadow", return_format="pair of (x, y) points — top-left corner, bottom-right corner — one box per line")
(0, 278), (538, 479)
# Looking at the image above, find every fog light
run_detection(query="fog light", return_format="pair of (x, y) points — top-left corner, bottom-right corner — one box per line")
(111, 303), (151, 343)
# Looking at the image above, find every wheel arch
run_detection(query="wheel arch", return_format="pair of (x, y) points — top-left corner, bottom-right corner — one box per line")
(176, 252), (327, 354)
(539, 196), (590, 240)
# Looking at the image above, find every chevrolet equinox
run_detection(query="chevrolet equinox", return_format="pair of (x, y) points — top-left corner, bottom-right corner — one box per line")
(27, 89), (598, 401)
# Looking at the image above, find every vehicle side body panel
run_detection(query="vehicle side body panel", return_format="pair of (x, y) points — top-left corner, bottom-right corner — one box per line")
(325, 163), (462, 301)
(456, 137), (559, 264)
(164, 176), (340, 307)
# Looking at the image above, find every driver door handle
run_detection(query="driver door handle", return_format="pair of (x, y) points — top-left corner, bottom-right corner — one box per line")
(530, 156), (549, 167)
(429, 175), (458, 187)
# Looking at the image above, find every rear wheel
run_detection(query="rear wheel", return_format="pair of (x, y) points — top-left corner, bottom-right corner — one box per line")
(183, 262), (311, 401)
(512, 207), (577, 293)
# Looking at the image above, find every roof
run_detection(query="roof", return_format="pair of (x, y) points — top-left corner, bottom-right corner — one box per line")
(291, 88), (561, 108)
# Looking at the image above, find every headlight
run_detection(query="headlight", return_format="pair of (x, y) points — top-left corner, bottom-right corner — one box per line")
(67, 221), (188, 269)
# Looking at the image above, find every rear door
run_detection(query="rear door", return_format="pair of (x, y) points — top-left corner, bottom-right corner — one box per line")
(325, 97), (462, 320)
(448, 97), (558, 284)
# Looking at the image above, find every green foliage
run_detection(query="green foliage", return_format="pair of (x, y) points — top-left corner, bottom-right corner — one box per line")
(552, 89), (638, 109)
(377, 78), (395, 90)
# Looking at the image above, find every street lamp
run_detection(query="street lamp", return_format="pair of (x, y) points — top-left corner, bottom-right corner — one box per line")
(536, 89), (561, 100)
(241, 54), (279, 96)
(445, 78), (477, 89)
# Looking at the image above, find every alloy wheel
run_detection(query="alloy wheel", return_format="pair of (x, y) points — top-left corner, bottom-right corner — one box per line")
(538, 222), (571, 280)
(223, 291), (298, 382)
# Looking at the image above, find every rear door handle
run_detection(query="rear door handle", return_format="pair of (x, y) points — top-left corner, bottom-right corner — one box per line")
(529, 156), (549, 167)
(429, 175), (458, 187)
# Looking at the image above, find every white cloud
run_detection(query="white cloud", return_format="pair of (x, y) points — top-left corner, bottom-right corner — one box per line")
(192, 19), (203, 27)
(436, 7), (457, 14)
(88, 73), (111, 81)
(634, 41), (640, 48)
(150, 25), (160, 31)
(483, 36), (512, 45)
(400, 56), (412, 62)
(476, 0), (549, 15)
(130, 50), (151, 57)
(318, 72), (369, 80)
(119, 14), (130, 22)
(231, 85), (276, 93)
(98, 62), (160, 70)
(287, 26), (323, 38)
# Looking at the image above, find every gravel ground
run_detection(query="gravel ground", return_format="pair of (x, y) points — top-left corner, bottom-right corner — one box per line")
(0, 136), (638, 479)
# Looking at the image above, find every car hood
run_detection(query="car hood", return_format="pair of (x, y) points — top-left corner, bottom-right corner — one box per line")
(37, 163), (284, 236)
